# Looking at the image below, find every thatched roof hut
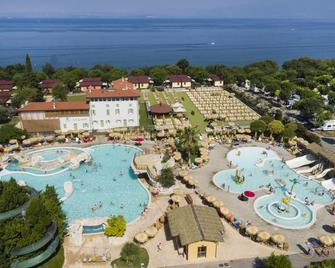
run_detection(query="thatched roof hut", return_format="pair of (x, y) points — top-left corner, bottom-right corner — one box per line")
(167, 205), (224, 247)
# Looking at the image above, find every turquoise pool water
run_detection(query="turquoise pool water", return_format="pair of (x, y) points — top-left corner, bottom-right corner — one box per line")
(0, 144), (149, 223)
(36, 149), (69, 162)
(213, 147), (334, 229)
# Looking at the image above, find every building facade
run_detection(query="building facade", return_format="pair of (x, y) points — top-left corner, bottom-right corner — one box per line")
(86, 79), (140, 130)
(208, 74), (224, 87)
(18, 102), (90, 133)
(127, 76), (152, 90)
(167, 75), (192, 88)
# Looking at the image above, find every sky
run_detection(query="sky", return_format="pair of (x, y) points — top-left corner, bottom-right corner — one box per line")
(1, 0), (335, 19)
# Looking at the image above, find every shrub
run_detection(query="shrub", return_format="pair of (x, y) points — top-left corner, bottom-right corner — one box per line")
(157, 168), (175, 188)
(120, 242), (141, 264)
(0, 124), (27, 145)
(265, 253), (293, 268)
(104, 215), (126, 237)
(307, 259), (335, 268)
(161, 153), (170, 163)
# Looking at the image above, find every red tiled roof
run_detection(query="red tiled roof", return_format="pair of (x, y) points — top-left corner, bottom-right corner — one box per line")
(209, 74), (221, 81)
(40, 79), (60, 88)
(168, 75), (192, 83)
(0, 91), (11, 103)
(87, 78), (140, 99)
(150, 103), (172, 114)
(0, 80), (14, 90)
(18, 101), (89, 112)
(80, 77), (102, 87)
(127, 76), (150, 84)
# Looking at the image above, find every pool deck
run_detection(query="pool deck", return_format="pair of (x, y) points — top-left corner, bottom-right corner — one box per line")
(188, 142), (335, 254)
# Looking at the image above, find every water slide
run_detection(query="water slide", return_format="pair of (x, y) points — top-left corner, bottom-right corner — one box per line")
(309, 168), (334, 180)
(286, 154), (316, 169)
(322, 179), (335, 191)
(296, 163), (322, 174)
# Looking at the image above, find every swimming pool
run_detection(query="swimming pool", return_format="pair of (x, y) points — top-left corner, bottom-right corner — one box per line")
(213, 146), (334, 229)
(35, 149), (69, 162)
(0, 144), (150, 224)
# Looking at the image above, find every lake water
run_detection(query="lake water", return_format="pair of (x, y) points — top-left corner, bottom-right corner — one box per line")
(0, 18), (335, 69)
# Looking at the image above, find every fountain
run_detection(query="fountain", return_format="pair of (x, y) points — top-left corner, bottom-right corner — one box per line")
(234, 169), (245, 184)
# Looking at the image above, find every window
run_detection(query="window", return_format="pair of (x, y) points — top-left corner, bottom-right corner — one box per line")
(129, 103), (132, 107)
(106, 109), (110, 115)
(123, 119), (127, 127)
(100, 120), (104, 127)
(128, 108), (134, 114)
(197, 246), (207, 258)
(63, 123), (67, 129)
(91, 110), (96, 116)
(116, 103), (120, 107)
(83, 123), (89, 129)
(73, 123), (78, 130)
(115, 109), (120, 115)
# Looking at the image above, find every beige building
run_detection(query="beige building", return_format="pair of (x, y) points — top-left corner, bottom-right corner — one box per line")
(166, 75), (192, 88)
(168, 205), (224, 261)
(208, 74), (224, 87)
(127, 76), (152, 89)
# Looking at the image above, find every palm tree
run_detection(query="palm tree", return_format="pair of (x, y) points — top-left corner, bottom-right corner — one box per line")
(176, 127), (199, 164)
(289, 178), (299, 194)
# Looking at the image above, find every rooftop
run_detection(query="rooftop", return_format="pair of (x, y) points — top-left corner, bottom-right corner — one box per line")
(168, 205), (224, 246)
(80, 77), (102, 87)
(168, 75), (192, 83)
(18, 101), (89, 112)
(150, 103), (172, 114)
(209, 74), (221, 81)
(39, 79), (60, 88)
(127, 75), (151, 84)
(0, 80), (14, 90)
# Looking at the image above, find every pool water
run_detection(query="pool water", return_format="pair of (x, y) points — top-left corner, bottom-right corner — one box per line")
(36, 149), (69, 162)
(0, 144), (149, 223)
(213, 147), (334, 229)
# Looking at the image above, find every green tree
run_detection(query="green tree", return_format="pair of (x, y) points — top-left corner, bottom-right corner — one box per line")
(289, 178), (299, 195)
(12, 87), (42, 108)
(120, 242), (141, 264)
(130, 68), (146, 76)
(176, 58), (190, 71)
(328, 91), (335, 105)
(0, 124), (27, 145)
(0, 178), (28, 212)
(104, 215), (126, 237)
(165, 64), (182, 75)
(268, 120), (285, 139)
(157, 168), (175, 188)
(294, 96), (324, 118)
(52, 83), (69, 101)
(149, 67), (168, 85)
(25, 54), (33, 73)
(0, 106), (10, 124)
(265, 253), (293, 268)
(307, 259), (335, 268)
(176, 127), (199, 163)
(42, 63), (55, 77)
(185, 66), (208, 83)
(250, 120), (267, 138)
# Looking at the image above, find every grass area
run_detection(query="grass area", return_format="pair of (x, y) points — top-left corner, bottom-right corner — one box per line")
(139, 102), (153, 130)
(111, 247), (149, 268)
(176, 92), (207, 131)
(147, 92), (157, 105)
(37, 246), (64, 268)
(1, 116), (20, 127)
(67, 94), (86, 102)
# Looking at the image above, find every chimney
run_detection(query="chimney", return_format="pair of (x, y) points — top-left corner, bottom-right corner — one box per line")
(52, 99), (56, 110)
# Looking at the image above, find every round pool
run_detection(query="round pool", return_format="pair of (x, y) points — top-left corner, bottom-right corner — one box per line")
(1, 144), (150, 223)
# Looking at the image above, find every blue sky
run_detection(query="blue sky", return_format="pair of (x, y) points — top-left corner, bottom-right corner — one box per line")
(1, 0), (335, 19)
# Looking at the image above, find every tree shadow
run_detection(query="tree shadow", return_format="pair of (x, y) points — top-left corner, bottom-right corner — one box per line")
(322, 224), (334, 233)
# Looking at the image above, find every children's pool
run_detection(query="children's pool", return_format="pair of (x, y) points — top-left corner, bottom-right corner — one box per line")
(213, 147), (334, 229)
(0, 144), (149, 224)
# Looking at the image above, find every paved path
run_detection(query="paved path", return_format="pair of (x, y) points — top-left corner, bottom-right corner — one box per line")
(188, 142), (335, 254)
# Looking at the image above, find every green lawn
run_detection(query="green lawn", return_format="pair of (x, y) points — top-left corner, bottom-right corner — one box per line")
(111, 247), (149, 268)
(67, 94), (87, 102)
(37, 246), (64, 268)
(139, 102), (153, 130)
(176, 92), (207, 131)
(147, 92), (157, 105)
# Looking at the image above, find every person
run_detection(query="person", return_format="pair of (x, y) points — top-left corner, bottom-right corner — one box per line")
(157, 242), (162, 251)
(221, 183), (225, 190)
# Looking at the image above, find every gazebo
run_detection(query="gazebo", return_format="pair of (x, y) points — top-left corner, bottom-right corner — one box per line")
(150, 103), (172, 115)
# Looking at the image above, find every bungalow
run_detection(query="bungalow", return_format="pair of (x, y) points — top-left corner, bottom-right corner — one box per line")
(78, 77), (102, 92)
(166, 75), (192, 88)
(0, 80), (14, 106)
(208, 74), (224, 87)
(18, 101), (90, 133)
(168, 205), (224, 261)
(127, 76), (152, 90)
(39, 79), (60, 94)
